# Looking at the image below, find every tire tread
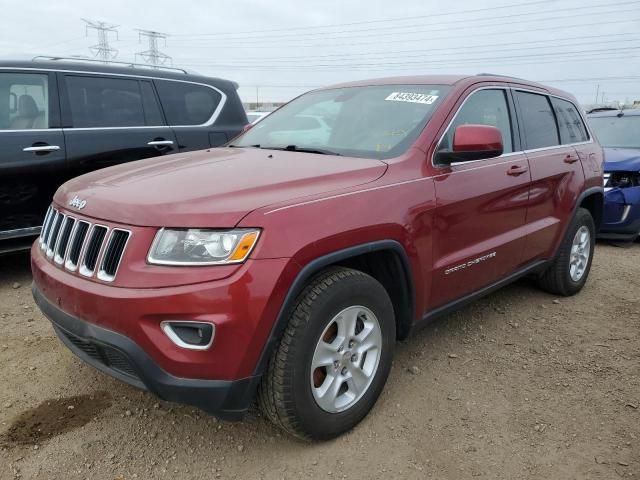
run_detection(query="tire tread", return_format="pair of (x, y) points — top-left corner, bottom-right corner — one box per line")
(537, 207), (595, 296)
(257, 267), (371, 440)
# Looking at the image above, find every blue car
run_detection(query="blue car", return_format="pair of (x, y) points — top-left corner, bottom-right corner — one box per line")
(587, 108), (640, 243)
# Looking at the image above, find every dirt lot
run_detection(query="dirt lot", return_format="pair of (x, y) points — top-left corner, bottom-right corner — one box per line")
(0, 244), (638, 480)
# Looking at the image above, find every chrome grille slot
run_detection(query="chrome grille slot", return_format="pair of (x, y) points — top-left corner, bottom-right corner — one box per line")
(39, 207), (54, 247)
(39, 204), (131, 281)
(98, 229), (130, 282)
(46, 213), (65, 258)
(66, 221), (89, 271)
(54, 217), (76, 264)
(43, 210), (59, 251)
(80, 226), (108, 277)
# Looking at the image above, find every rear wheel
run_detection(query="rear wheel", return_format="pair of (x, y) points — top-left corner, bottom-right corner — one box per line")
(258, 267), (395, 440)
(537, 207), (595, 296)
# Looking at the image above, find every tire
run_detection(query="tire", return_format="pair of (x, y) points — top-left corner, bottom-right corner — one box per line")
(537, 207), (596, 296)
(258, 267), (395, 440)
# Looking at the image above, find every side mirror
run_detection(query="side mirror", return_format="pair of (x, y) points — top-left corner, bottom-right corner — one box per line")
(435, 124), (504, 165)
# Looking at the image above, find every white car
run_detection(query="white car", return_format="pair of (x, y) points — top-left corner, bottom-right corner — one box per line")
(266, 114), (332, 146)
(246, 111), (271, 124)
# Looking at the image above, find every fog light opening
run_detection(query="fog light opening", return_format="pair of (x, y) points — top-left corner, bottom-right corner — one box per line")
(160, 321), (215, 350)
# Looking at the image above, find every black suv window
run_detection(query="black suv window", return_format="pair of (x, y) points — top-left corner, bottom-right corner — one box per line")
(552, 97), (588, 144)
(515, 91), (559, 149)
(0, 72), (49, 130)
(440, 89), (513, 154)
(155, 80), (222, 126)
(66, 76), (151, 128)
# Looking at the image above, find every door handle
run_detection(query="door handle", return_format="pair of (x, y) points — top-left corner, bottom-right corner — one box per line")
(507, 165), (529, 176)
(147, 140), (174, 146)
(23, 145), (60, 153)
(564, 154), (579, 164)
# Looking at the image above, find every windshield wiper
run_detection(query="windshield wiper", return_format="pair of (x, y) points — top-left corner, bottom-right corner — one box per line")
(268, 145), (342, 156)
(227, 144), (342, 156)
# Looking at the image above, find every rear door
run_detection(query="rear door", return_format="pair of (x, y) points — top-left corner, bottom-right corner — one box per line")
(551, 96), (600, 178)
(0, 70), (66, 239)
(430, 87), (531, 308)
(59, 73), (178, 179)
(153, 79), (230, 149)
(512, 89), (585, 262)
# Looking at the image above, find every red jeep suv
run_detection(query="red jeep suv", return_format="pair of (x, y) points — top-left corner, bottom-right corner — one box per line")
(31, 75), (603, 440)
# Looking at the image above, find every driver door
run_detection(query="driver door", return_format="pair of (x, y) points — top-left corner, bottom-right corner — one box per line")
(430, 87), (531, 308)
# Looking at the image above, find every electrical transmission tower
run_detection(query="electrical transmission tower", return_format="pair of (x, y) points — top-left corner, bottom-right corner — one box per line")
(82, 19), (119, 62)
(136, 30), (172, 68)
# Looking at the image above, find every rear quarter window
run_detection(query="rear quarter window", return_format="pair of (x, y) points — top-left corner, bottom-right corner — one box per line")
(515, 91), (559, 150)
(155, 80), (222, 126)
(552, 97), (589, 144)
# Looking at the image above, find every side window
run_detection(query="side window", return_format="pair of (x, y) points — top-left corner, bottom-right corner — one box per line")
(0, 72), (49, 130)
(140, 81), (164, 126)
(551, 97), (588, 144)
(439, 89), (513, 154)
(65, 76), (146, 128)
(515, 91), (559, 149)
(155, 80), (222, 126)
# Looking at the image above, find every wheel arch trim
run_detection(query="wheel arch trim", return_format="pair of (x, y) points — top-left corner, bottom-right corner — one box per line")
(251, 240), (415, 377)
(576, 186), (605, 229)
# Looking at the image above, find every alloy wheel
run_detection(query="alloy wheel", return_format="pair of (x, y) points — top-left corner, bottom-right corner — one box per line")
(310, 305), (382, 413)
(569, 225), (591, 282)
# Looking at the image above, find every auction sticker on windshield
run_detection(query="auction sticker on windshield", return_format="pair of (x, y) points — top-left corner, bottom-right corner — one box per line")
(385, 91), (439, 104)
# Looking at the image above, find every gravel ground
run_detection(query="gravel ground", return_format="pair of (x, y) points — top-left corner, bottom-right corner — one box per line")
(0, 244), (638, 480)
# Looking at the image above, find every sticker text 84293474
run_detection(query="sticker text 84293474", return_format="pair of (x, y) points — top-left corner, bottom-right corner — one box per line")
(385, 92), (439, 105)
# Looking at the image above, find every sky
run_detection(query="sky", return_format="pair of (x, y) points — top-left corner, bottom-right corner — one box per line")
(0, 0), (638, 106)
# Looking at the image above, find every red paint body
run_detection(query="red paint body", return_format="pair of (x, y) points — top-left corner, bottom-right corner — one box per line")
(31, 75), (603, 386)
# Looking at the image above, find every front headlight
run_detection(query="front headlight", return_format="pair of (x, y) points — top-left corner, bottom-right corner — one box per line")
(147, 228), (260, 265)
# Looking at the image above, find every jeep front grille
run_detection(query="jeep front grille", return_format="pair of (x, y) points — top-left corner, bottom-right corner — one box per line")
(39, 205), (131, 282)
(98, 229), (131, 281)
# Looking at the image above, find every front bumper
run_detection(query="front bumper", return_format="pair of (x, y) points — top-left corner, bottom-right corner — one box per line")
(33, 284), (258, 420)
(599, 187), (640, 240)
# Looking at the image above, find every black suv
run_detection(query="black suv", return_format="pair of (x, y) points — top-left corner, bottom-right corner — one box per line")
(0, 57), (247, 253)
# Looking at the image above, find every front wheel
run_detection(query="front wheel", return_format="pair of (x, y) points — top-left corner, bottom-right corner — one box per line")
(258, 267), (395, 440)
(537, 207), (596, 296)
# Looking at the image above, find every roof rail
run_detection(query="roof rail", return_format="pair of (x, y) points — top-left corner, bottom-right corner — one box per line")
(475, 72), (530, 82)
(31, 56), (189, 74)
(586, 107), (620, 114)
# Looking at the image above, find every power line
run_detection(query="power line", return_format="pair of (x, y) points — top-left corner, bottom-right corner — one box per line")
(168, 16), (640, 50)
(174, 32), (640, 62)
(135, 30), (171, 67)
(240, 76), (640, 89)
(538, 76), (640, 83)
(178, 50), (638, 72)
(172, 0), (640, 43)
(172, 0), (555, 37)
(82, 19), (118, 62)
(178, 35), (640, 66)
(178, 45), (640, 69)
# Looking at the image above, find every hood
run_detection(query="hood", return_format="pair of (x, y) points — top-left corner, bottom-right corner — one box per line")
(55, 148), (387, 227)
(603, 147), (640, 172)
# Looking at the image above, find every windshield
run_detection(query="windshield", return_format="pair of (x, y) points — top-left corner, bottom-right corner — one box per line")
(588, 115), (640, 149)
(232, 85), (450, 159)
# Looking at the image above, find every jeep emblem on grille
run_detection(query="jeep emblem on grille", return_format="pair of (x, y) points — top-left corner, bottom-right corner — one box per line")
(69, 195), (87, 210)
